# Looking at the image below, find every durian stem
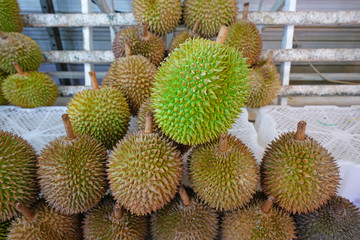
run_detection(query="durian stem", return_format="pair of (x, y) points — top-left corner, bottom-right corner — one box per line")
(242, 2), (250, 21)
(179, 186), (191, 206)
(13, 62), (27, 76)
(124, 42), (132, 56)
(261, 197), (274, 213)
(140, 22), (150, 41)
(218, 133), (230, 152)
(0, 30), (8, 40)
(15, 203), (35, 221)
(266, 51), (274, 65)
(191, 20), (200, 35)
(143, 111), (153, 134)
(216, 26), (229, 44)
(62, 114), (75, 140)
(295, 121), (307, 141)
(113, 203), (123, 219)
(89, 71), (100, 90)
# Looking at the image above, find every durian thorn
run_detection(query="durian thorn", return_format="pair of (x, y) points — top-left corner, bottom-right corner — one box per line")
(179, 186), (191, 206)
(124, 42), (132, 56)
(0, 30), (8, 40)
(333, 204), (347, 217)
(266, 51), (274, 65)
(113, 203), (123, 219)
(295, 121), (307, 141)
(140, 22), (150, 41)
(62, 113), (75, 140)
(143, 111), (153, 134)
(89, 71), (100, 90)
(15, 203), (35, 221)
(242, 2), (250, 21)
(261, 196), (274, 213)
(13, 62), (27, 76)
(216, 26), (229, 44)
(191, 20), (200, 35)
(218, 133), (230, 152)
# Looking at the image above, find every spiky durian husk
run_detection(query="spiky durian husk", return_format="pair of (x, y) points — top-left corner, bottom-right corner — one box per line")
(0, 221), (10, 240)
(102, 55), (157, 115)
(83, 197), (147, 240)
(132, 0), (181, 36)
(137, 98), (160, 132)
(261, 132), (340, 214)
(151, 196), (218, 240)
(0, 0), (23, 33)
(7, 201), (82, 240)
(107, 132), (182, 215)
(152, 38), (250, 145)
(183, 0), (237, 38)
(37, 135), (108, 215)
(2, 72), (58, 108)
(0, 130), (38, 221)
(225, 21), (262, 66)
(295, 196), (360, 240)
(168, 31), (194, 54)
(0, 33), (42, 74)
(112, 26), (165, 66)
(189, 134), (259, 210)
(0, 72), (8, 105)
(67, 86), (130, 149)
(222, 198), (297, 240)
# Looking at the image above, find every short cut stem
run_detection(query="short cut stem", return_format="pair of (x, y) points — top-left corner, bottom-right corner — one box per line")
(143, 111), (153, 134)
(242, 2), (250, 21)
(216, 26), (229, 44)
(0, 30), (8, 40)
(124, 42), (132, 56)
(140, 22), (150, 41)
(13, 63), (27, 76)
(261, 197), (274, 213)
(89, 71), (100, 90)
(295, 121), (307, 141)
(15, 203), (36, 221)
(191, 20), (200, 35)
(266, 51), (274, 65)
(179, 186), (191, 206)
(218, 133), (230, 152)
(113, 204), (123, 219)
(62, 114), (75, 140)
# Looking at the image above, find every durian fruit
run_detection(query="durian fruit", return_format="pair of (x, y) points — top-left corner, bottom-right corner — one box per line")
(112, 23), (165, 66)
(189, 133), (259, 210)
(0, 0), (23, 33)
(0, 71), (8, 105)
(103, 43), (157, 115)
(222, 196), (297, 240)
(137, 97), (160, 133)
(261, 121), (341, 214)
(183, 0), (237, 38)
(152, 27), (250, 145)
(0, 31), (42, 74)
(132, 0), (182, 36)
(37, 114), (108, 215)
(107, 112), (182, 215)
(8, 201), (81, 240)
(67, 71), (131, 149)
(0, 221), (10, 240)
(295, 195), (360, 240)
(0, 130), (38, 221)
(168, 20), (200, 54)
(2, 63), (58, 108)
(151, 186), (219, 240)
(246, 51), (281, 108)
(224, 3), (262, 66)
(83, 196), (147, 240)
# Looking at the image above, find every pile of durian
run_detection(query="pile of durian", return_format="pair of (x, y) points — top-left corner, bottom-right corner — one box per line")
(0, 0), (359, 239)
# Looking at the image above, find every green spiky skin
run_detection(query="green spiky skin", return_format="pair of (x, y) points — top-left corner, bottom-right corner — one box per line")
(152, 38), (250, 145)
(261, 132), (341, 214)
(183, 0), (237, 38)
(107, 132), (182, 215)
(2, 72), (58, 108)
(37, 135), (108, 215)
(189, 134), (259, 210)
(102, 55), (157, 115)
(0, 221), (10, 240)
(0, 130), (38, 221)
(222, 198), (297, 240)
(112, 26), (165, 66)
(0, 72), (9, 105)
(151, 196), (218, 240)
(0, 33), (42, 74)
(0, 0), (23, 33)
(67, 86), (131, 149)
(132, 0), (182, 36)
(295, 196), (360, 240)
(7, 201), (82, 240)
(168, 31), (194, 54)
(83, 197), (147, 240)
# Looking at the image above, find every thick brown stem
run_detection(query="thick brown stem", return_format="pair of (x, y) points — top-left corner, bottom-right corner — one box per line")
(124, 42), (132, 57)
(0, 30), (8, 40)
(89, 71), (100, 90)
(242, 2), (250, 21)
(295, 121), (307, 141)
(179, 186), (191, 206)
(261, 197), (274, 213)
(15, 203), (35, 221)
(13, 63), (27, 76)
(216, 26), (229, 44)
(113, 203), (123, 219)
(191, 20), (200, 35)
(62, 114), (75, 140)
(266, 51), (274, 65)
(218, 133), (230, 152)
(140, 22), (150, 41)
(143, 111), (153, 134)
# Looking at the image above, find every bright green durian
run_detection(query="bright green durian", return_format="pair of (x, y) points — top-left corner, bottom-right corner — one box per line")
(0, 130), (38, 221)
(0, 221), (10, 240)
(0, 71), (8, 105)
(0, 0), (23, 33)
(152, 37), (250, 145)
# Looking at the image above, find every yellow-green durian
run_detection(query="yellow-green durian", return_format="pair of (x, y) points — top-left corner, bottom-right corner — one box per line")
(0, 0), (23, 33)
(0, 221), (10, 240)
(0, 71), (8, 105)
(168, 21), (200, 54)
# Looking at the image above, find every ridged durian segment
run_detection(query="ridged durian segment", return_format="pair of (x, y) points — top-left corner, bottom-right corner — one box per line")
(67, 86), (131, 149)
(112, 26), (165, 66)
(102, 55), (157, 115)
(151, 196), (219, 240)
(7, 201), (82, 240)
(183, 0), (237, 38)
(0, 130), (38, 221)
(189, 134), (259, 211)
(83, 197), (147, 240)
(132, 0), (182, 36)
(0, 0), (23, 33)
(295, 196), (360, 240)
(137, 98), (160, 132)
(37, 135), (108, 215)
(0, 72), (8, 105)
(261, 132), (341, 214)
(152, 38), (250, 145)
(168, 31), (193, 54)
(107, 133), (182, 215)
(2, 72), (58, 108)
(222, 198), (297, 240)
(0, 221), (10, 240)
(0, 33), (42, 74)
